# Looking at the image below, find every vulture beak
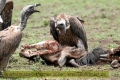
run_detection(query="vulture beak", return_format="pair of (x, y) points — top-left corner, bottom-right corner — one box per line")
(33, 10), (40, 13)
(33, 3), (41, 13)
(55, 19), (67, 35)
(34, 3), (41, 7)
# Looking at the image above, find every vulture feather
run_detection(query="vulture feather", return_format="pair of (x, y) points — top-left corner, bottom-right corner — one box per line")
(0, 0), (13, 30)
(50, 13), (88, 51)
(0, 3), (40, 73)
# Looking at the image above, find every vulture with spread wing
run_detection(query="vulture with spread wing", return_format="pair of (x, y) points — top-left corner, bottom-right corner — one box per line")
(0, 0), (13, 30)
(0, 3), (40, 73)
(50, 13), (88, 51)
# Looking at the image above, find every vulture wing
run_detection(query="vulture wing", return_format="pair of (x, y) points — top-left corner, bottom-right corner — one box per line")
(50, 17), (59, 42)
(69, 16), (88, 51)
(0, 30), (22, 59)
(0, 30), (22, 71)
(0, 0), (13, 30)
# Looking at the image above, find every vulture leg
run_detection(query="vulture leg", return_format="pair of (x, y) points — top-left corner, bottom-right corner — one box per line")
(0, 72), (2, 77)
(3, 58), (10, 71)
(0, 59), (9, 77)
(3, 55), (11, 71)
(0, 55), (11, 74)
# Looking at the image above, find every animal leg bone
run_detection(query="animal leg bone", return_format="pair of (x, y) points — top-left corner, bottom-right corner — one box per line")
(68, 59), (80, 67)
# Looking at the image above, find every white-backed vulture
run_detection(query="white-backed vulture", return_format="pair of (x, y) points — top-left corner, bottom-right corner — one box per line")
(0, 0), (13, 30)
(0, 3), (40, 73)
(50, 13), (88, 51)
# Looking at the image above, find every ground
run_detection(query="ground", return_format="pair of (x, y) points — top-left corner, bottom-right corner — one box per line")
(1, 0), (120, 80)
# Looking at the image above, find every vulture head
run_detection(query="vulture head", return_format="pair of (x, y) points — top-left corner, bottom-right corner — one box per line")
(21, 3), (40, 18)
(54, 13), (70, 35)
(19, 3), (40, 31)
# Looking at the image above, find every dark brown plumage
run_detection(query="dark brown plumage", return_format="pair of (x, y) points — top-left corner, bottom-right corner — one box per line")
(0, 3), (40, 73)
(0, 26), (22, 72)
(50, 13), (88, 51)
(0, 0), (13, 30)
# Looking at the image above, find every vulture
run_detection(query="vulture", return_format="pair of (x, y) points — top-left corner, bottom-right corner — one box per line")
(50, 13), (88, 51)
(0, 0), (13, 30)
(0, 3), (40, 73)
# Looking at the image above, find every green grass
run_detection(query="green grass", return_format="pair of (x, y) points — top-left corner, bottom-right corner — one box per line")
(2, 0), (120, 79)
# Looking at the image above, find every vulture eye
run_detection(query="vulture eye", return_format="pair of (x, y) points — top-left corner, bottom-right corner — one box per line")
(29, 6), (34, 10)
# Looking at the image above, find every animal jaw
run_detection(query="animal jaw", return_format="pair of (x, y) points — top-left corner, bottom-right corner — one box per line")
(18, 3), (40, 31)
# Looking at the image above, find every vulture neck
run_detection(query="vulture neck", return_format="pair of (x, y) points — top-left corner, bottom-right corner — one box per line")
(0, 0), (6, 23)
(19, 12), (30, 31)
